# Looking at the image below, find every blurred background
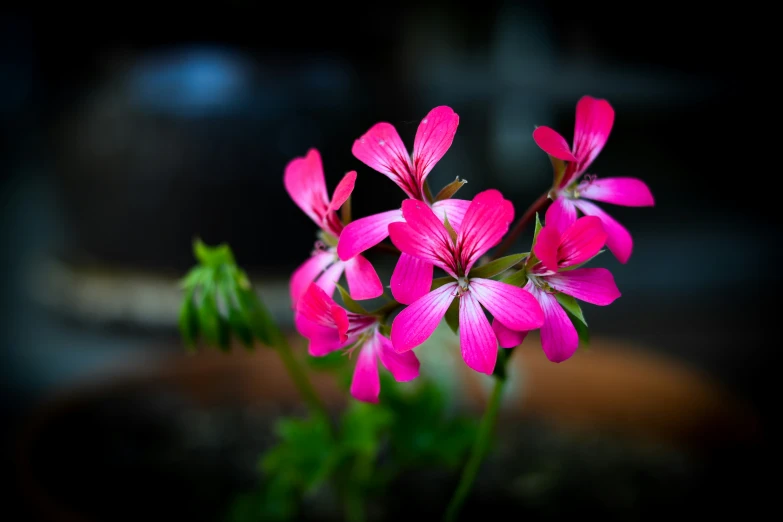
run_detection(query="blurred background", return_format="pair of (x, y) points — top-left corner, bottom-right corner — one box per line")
(1, 6), (770, 521)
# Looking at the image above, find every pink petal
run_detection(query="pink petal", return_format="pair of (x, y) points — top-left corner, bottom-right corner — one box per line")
(295, 314), (345, 356)
(391, 283), (458, 352)
(352, 122), (418, 199)
(431, 198), (470, 233)
(457, 189), (515, 274)
(532, 226), (561, 273)
(531, 284), (579, 363)
(314, 260), (345, 299)
(296, 283), (339, 327)
(390, 253), (433, 305)
(412, 106), (460, 187)
(390, 200), (457, 275)
(469, 278), (544, 331)
(546, 268), (621, 306)
(328, 171), (357, 213)
(284, 149), (330, 225)
(330, 304), (350, 343)
(532, 126), (577, 162)
(572, 199), (633, 264)
(492, 319), (528, 348)
(572, 96), (614, 175)
(337, 208), (404, 261)
(377, 333), (420, 382)
(545, 197), (577, 235)
(350, 341), (381, 403)
(578, 177), (655, 207)
(557, 216), (607, 268)
(458, 291), (497, 374)
(344, 255), (383, 300)
(289, 252), (334, 308)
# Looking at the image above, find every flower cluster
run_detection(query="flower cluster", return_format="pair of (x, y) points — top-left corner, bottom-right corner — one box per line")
(285, 97), (653, 403)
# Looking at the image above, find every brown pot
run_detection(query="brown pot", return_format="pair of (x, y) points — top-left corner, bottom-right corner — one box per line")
(15, 334), (759, 522)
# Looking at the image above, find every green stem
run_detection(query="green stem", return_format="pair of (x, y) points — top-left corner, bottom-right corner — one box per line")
(274, 334), (333, 433)
(443, 376), (506, 522)
(492, 191), (551, 260)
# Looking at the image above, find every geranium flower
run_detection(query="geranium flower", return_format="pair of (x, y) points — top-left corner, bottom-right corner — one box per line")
(533, 95), (654, 263)
(285, 149), (382, 308)
(388, 190), (544, 374)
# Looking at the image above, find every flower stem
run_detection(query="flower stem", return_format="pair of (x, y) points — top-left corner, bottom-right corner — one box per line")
(274, 334), (333, 433)
(492, 191), (551, 260)
(443, 375), (506, 522)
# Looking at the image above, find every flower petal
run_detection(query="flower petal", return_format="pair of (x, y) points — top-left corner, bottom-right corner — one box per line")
(545, 197), (577, 236)
(391, 283), (458, 352)
(390, 200), (457, 275)
(458, 291), (497, 374)
(531, 285), (579, 363)
(578, 177), (655, 207)
(412, 106), (459, 187)
(532, 126), (577, 162)
(314, 260), (345, 300)
(532, 225), (561, 273)
(546, 268), (621, 306)
(296, 282), (340, 328)
(572, 199), (633, 264)
(492, 319), (528, 348)
(337, 208), (404, 261)
(344, 255), (383, 300)
(458, 189), (515, 274)
(377, 333), (420, 382)
(330, 304), (350, 343)
(470, 278), (544, 331)
(290, 252), (334, 308)
(350, 341), (381, 403)
(352, 122), (418, 198)
(328, 171), (357, 213)
(391, 253), (433, 305)
(572, 96), (614, 176)
(284, 149), (329, 225)
(558, 216), (607, 268)
(431, 198), (471, 233)
(295, 313), (345, 356)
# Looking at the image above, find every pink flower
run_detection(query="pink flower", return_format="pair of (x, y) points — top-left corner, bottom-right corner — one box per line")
(533, 95), (654, 263)
(296, 283), (420, 403)
(285, 149), (383, 308)
(494, 205), (621, 363)
(337, 106), (471, 305)
(388, 190), (545, 375)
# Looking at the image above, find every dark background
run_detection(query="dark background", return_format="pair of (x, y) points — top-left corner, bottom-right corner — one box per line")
(1, 6), (771, 521)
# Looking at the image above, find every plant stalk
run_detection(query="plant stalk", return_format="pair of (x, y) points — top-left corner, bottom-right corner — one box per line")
(443, 375), (506, 521)
(492, 191), (551, 260)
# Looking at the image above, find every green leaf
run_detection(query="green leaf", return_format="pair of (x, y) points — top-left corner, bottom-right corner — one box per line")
(193, 238), (235, 268)
(469, 253), (527, 279)
(566, 309), (590, 348)
(197, 292), (223, 347)
(335, 282), (369, 314)
(444, 298), (459, 333)
(435, 177), (468, 201)
(236, 286), (280, 347)
(549, 154), (567, 188)
(178, 290), (199, 349)
(340, 402), (393, 456)
(533, 212), (543, 245)
(228, 306), (254, 348)
(443, 214), (458, 243)
(431, 276), (454, 290)
(501, 268), (528, 287)
(555, 293), (587, 326)
(180, 266), (209, 290)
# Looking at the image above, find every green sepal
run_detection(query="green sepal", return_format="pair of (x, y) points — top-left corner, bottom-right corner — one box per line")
(443, 214), (458, 243)
(435, 177), (468, 201)
(444, 297), (460, 334)
(550, 154), (567, 188)
(501, 268), (528, 287)
(555, 293), (586, 326)
(178, 288), (199, 350)
(335, 282), (369, 314)
(469, 253), (527, 279)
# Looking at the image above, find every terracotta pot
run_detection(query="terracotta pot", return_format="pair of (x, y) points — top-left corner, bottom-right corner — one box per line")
(15, 334), (759, 521)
